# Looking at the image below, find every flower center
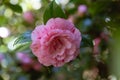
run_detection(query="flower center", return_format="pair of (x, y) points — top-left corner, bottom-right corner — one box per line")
(50, 37), (64, 54)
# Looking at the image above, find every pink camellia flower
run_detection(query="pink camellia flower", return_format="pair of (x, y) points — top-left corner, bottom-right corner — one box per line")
(68, 15), (76, 23)
(93, 37), (101, 54)
(23, 11), (34, 24)
(16, 52), (32, 64)
(0, 53), (4, 62)
(31, 18), (81, 67)
(100, 32), (109, 41)
(33, 62), (42, 71)
(77, 4), (87, 17)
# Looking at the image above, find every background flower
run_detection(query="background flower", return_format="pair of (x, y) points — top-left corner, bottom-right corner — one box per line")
(23, 11), (34, 24)
(16, 52), (31, 64)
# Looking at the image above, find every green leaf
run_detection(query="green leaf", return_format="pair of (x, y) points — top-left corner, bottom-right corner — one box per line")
(14, 31), (32, 46)
(0, 16), (7, 25)
(0, 76), (3, 80)
(0, 45), (8, 53)
(6, 3), (22, 13)
(43, 0), (66, 24)
(81, 34), (93, 47)
(89, 1), (110, 16)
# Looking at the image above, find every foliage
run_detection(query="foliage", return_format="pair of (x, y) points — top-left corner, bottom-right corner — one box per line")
(43, 0), (66, 24)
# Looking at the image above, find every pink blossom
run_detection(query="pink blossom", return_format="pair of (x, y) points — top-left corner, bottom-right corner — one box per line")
(33, 62), (42, 71)
(100, 32), (109, 41)
(31, 18), (81, 67)
(23, 11), (34, 24)
(0, 53), (4, 62)
(16, 52), (31, 64)
(93, 37), (101, 54)
(68, 15), (76, 23)
(78, 5), (87, 16)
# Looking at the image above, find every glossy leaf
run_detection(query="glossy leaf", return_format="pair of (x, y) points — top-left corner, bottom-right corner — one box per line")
(43, 1), (66, 24)
(81, 34), (93, 47)
(14, 31), (32, 46)
(0, 16), (7, 25)
(6, 3), (22, 13)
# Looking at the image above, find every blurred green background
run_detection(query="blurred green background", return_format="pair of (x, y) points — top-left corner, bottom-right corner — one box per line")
(0, 0), (120, 80)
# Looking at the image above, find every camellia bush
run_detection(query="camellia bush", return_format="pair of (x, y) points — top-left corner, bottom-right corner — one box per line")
(0, 0), (120, 80)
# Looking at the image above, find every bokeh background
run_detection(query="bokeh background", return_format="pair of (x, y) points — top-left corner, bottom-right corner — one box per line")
(0, 0), (120, 80)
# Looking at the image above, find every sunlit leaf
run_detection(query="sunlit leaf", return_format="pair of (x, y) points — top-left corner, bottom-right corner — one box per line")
(6, 3), (22, 13)
(0, 16), (7, 25)
(13, 31), (32, 46)
(43, 0), (66, 24)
